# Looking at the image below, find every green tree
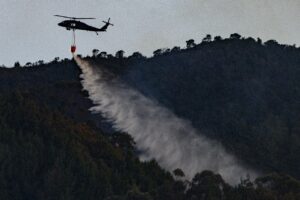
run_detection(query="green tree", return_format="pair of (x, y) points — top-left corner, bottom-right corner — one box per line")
(230, 33), (242, 39)
(202, 34), (212, 43)
(92, 49), (100, 57)
(14, 61), (21, 68)
(173, 168), (185, 178)
(116, 50), (125, 59)
(186, 39), (196, 48)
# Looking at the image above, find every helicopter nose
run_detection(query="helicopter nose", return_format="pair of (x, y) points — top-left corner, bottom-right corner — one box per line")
(58, 22), (64, 26)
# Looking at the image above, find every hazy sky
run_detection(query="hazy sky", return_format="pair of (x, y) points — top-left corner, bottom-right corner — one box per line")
(0, 0), (299, 66)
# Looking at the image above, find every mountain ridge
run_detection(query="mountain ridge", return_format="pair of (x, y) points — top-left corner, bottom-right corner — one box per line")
(1, 35), (300, 199)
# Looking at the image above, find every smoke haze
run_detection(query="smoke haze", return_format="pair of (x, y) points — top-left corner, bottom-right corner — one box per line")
(75, 56), (257, 184)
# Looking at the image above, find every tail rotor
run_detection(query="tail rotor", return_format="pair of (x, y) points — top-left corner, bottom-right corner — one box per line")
(102, 18), (114, 26)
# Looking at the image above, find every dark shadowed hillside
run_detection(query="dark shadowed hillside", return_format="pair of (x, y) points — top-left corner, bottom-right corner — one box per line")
(1, 35), (300, 199)
(121, 37), (300, 179)
(0, 92), (180, 199)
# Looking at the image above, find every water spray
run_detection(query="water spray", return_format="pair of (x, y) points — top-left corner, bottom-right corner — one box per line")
(75, 56), (258, 184)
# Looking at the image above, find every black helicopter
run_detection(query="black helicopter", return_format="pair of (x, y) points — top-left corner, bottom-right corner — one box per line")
(54, 15), (113, 35)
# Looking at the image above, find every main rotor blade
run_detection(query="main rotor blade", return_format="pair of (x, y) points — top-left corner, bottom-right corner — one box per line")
(54, 15), (95, 20)
(75, 17), (96, 20)
(54, 15), (74, 19)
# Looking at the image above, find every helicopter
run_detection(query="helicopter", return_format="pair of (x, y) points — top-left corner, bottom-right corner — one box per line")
(55, 15), (113, 53)
(54, 15), (113, 35)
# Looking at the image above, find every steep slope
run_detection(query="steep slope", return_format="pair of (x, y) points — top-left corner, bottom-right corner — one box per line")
(75, 56), (257, 184)
(0, 60), (112, 131)
(1, 38), (300, 198)
(121, 38), (300, 178)
(0, 92), (178, 200)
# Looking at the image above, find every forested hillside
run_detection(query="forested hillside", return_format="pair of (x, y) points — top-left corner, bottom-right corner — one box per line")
(121, 35), (300, 179)
(1, 34), (300, 199)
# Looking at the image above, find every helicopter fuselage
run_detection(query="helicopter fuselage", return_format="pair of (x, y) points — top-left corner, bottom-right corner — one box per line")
(58, 20), (106, 32)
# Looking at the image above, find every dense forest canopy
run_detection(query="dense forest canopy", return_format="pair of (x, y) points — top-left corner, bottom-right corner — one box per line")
(122, 35), (300, 179)
(1, 34), (300, 199)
